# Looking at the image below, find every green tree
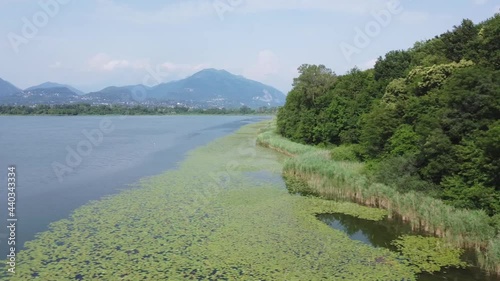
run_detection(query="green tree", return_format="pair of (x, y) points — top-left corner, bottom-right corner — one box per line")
(441, 19), (478, 62)
(374, 50), (412, 82)
(359, 104), (400, 158)
(292, 64), (336, 104)
(388, 124), (421, 157)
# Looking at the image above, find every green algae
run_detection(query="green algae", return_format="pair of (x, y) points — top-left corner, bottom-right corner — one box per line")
(392, 235), (467, 274)
(1, 122), (415, 280)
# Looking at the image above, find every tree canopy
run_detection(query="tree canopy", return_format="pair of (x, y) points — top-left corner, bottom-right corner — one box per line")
(277, 14), (500, 215)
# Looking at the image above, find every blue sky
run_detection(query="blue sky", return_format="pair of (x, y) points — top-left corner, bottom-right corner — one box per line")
(0, 0), (498, 93)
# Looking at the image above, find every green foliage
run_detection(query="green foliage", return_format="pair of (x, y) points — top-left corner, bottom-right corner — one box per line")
(257, 124), (316, 156)
(278, 67), (379, 146)
(387, 124), (421, 157)
(0, 104), (279, 116)
(359, 104), (401, 158)
(259, 121), (500, 274)
(436, 66), (500, 143)
(409, 38), (450, 68)
(440, 19), (479, 62)
(407, 59), (475, 95)
(442, 177), (500, 216)
(475, 14), (500, 69)
(292, 64), (337, 104)
(382, 78), (408, 106)
(330, 145), (359, 162)
(368, 156), (430, 193)
(276, 16), (500, 216)
(489, 214), (500, 234)
(374, 50), (412, 82)
(272, 16), (500, 273)
(392, 235), (467, 273)
(479, 121), (500, 188)
(0, 123), (415, 281)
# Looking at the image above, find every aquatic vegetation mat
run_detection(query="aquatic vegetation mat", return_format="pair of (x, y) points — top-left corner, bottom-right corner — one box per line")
(392, 235), (467, 273)
(2, 123), (415, 280)
(257, 120), (500, 275)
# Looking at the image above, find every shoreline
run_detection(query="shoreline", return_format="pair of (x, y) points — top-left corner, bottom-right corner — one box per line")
(0, 113), (276, 117)
(256, 120), (500, 275)
(2, 121), (415, 280)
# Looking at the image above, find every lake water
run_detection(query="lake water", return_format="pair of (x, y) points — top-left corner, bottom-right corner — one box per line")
(0, 115), (270, 255)
(318, 213), (499, 281)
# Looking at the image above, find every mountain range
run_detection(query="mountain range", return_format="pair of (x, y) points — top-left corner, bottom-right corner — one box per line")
(26, 82), (85, 95)
(0, 69), (286, 108)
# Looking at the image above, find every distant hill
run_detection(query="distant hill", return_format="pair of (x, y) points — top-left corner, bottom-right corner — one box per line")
(0, 78), (22, 96)
(0, 69), (286, 108)
(0, 87), (80, 105)
(84, 86), (140, 104)
(148, 69), (286, 107)
(26, 82), (85, 95)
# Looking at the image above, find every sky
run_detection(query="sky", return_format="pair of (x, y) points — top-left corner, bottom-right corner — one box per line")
(0, 0), (498, 94)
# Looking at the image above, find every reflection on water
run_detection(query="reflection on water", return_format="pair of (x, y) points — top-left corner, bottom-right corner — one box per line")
(317, 213), (499, 281)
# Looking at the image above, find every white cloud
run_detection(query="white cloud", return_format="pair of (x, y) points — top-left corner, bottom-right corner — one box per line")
(158, 62), (210, 81)
(87, 53), (149, 72)
(243, 50), (280, 81)
(94, 0), (390, 24)
(85, 53), (211, 86)
(160, 62), (207, 73)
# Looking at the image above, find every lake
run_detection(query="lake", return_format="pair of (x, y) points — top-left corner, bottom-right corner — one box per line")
(0, 115), (270, 255)
(317, 213), (499, 281)
(2, 121), (418, 280)
(1, 116), (496, 280)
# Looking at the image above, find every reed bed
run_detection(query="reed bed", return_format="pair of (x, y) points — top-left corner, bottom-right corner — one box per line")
(256, 130), (316, 156)
(257, 121), (500, 275)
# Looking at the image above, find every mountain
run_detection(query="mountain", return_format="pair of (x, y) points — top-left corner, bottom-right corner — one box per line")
(0, 78), (22, 96)
(0, 70), (286, 108)
(26, 82), (85, 95)
(149, 69), (286, 107)
(0, 87), (80, 105)
(84, 86), (137, 103)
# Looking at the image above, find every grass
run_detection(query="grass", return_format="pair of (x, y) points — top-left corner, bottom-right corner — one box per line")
(257, 120), (500, 275)
(256, 122), (316, 156)
(1, 122), (415, 280)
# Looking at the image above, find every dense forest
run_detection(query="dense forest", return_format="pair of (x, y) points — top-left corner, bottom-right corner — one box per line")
(277, 15), (500, 215)
(0, 104), (278, 115)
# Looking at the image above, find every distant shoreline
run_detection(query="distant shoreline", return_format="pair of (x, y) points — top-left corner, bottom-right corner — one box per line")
(0, 113), (276, 116)
(0, 103), (279, 116)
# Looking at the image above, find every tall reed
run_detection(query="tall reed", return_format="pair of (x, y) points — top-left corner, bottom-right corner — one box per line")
(257, 121), (500, 274)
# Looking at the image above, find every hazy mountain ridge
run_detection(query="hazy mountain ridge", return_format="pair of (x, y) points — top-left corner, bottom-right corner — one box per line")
(0, 78), (22, 96)
(25, 82), (85, 95)
(0, 69), (286, 108)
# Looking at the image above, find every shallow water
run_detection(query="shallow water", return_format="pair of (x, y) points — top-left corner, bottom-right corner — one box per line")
(0, 115), (270, 256)
(318, 213), (500, 281)
(3, 123), (416, 280)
